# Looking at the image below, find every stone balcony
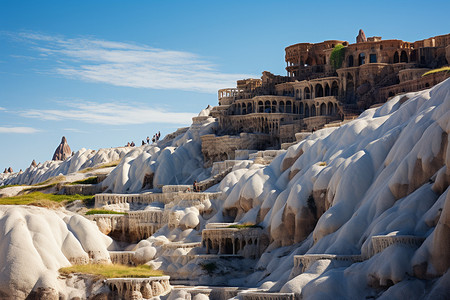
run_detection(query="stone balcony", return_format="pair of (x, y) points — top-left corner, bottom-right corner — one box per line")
(370, 234), (425, 258)
(106, 276), (171, 299)
(94, 190), (222, 208)
(292, 254), (363, 277)
(202, 224), (269, 259)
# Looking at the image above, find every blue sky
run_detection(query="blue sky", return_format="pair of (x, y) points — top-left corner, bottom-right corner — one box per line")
(1, 0), (449, 172)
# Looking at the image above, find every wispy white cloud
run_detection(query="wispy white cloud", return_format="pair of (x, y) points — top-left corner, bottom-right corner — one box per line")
(12, 32), (255, 93)
(0, 126), (40, 134)
(0, 107), (5, 111)
(63, 128), (86, 133)
(18, 101), (197, 126)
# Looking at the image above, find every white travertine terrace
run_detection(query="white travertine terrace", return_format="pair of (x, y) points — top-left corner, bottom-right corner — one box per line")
(106, 276), (171, 299)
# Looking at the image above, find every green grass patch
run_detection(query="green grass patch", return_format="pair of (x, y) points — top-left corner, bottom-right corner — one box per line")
(330, 44), (346, 69)
(227, 223), (262, 229)
(32, 175), (66, 186)
(23, 183), (59, 193)
(0, 192), (93, 206)
(79, 160), (121, 173)
(59, 264), (163, 279)
(85, 209), (127, 215)
(422, 66), (450, 77)
(98, 160), (121, 168)
(0, 184), (23, 190)
(70, 176), (98, 185)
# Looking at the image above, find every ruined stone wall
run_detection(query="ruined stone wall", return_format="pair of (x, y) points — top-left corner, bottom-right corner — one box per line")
(201, 133), (274, 167)
(378, 71), (450, 102)
(201, 226), (269, 258)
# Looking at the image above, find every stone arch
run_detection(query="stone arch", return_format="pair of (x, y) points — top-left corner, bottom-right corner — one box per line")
(410, 50), (417, 62)
(264, 119), (269, 133)
(320, 103), (326, 115)
(304, 87), (311, 99)
(258, 101), (264, 113)
(264, 100), (271, 113)
(299, 102), (304, 115)
(400, 50), (408, 63)
(279, 101), (285, 113)
(358, 52), (365, 65)
(334, 103), (338, 114)
(242, 103), (247, 115)
(315, 84), (324, 98)
(296, 89), (301, 99)
(272, 100), (277, 113)
(348, 55), (354, 67)
(286, 100), (292, 113)
(224, 238), (233, 254)
(331, 81), (339, 96)
(346, 81), (355, 103)
(305, 104), (310, 117)
(237, 103), (241, 114)
(311, 104), (316, 117)
(305, 56), (314, 66)
(347, 73), (353, 81)
(327, 102), (333, 115)
(247, 102), (253, 114)
(325, 83), (330, 96)
(394, 51), (399, 63)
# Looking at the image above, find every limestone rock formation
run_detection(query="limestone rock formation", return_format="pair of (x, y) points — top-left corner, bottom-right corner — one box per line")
(356, 29), (367, 43)
(7, 167), (12, 173)
(430, 191), (450, 274)
(52, 136), (72, 161)
(30, 159), (37, 168)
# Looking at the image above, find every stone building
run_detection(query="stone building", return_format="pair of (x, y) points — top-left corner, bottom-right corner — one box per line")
(202, 30), (450, 165)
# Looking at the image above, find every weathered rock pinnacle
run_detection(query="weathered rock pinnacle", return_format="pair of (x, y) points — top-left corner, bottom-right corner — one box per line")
(356, 29), (367, 43)
(52, 136), (72, 161)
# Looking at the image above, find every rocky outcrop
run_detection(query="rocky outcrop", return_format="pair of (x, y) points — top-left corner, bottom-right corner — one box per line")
(52, 136), (72, 161)
(30, 159), (37, 168)
(356, 29), (367, 43)
(430, 191), (450, 274)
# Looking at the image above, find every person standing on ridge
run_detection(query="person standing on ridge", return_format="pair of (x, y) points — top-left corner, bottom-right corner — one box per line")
(193, 180), (198, 192)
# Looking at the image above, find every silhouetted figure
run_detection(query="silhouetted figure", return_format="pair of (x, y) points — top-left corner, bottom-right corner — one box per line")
(147, 136), (150, 144)
(193, 180), (198, 192)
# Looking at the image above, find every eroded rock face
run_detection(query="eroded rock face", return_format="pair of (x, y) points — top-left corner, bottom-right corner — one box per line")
(31, 159), (37, 168)
(356, 29), (367, 43)
(430, 191), (450, 274)
(52, 136), (72, 161)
